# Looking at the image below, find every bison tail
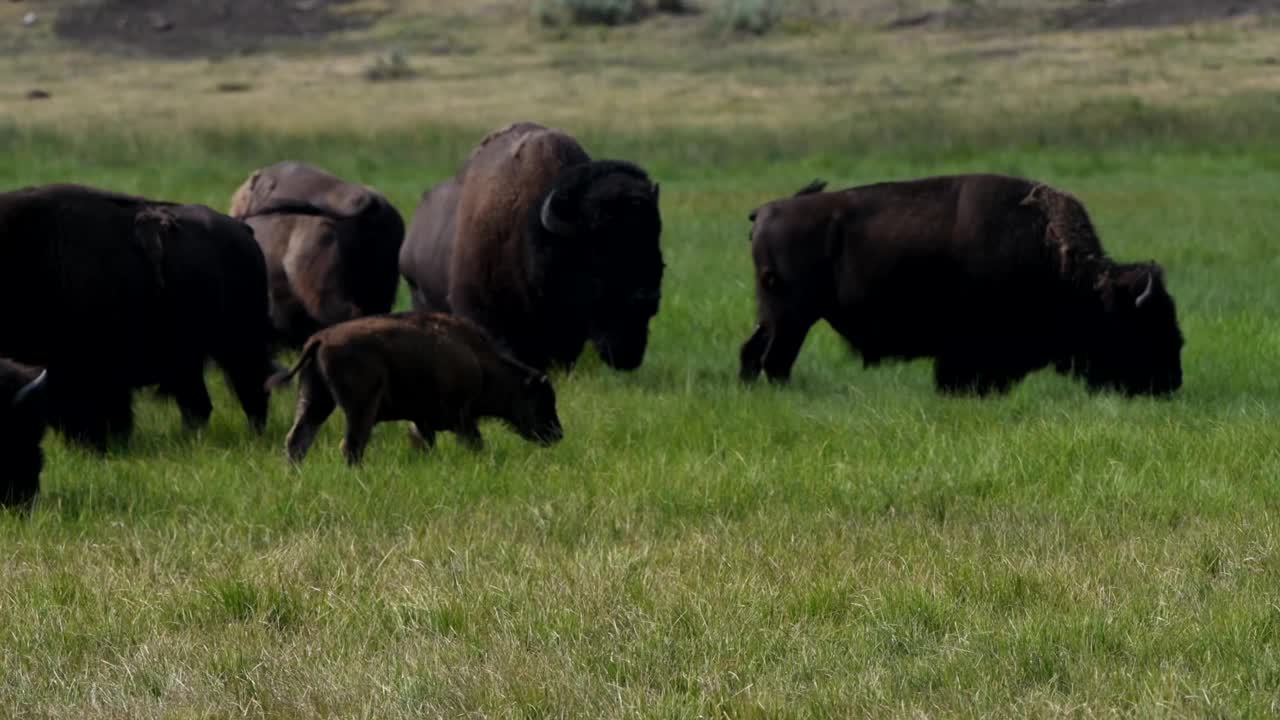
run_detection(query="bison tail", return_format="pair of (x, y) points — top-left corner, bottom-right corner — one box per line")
(264, 338), (320, 391)
(244, 199), (347, 221)
(794, 179), (827, 196)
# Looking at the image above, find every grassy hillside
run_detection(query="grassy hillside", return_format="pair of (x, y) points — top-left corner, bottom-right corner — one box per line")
(2, 3), (1280, 717)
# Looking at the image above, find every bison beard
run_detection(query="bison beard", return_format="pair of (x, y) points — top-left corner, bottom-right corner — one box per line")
(739, 173), (1184, 397)
(398, 122), (664, 373)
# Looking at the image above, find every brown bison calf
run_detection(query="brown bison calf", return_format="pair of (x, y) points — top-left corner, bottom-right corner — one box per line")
(265, 313), (563, 466)
(1, 359), (48, 508)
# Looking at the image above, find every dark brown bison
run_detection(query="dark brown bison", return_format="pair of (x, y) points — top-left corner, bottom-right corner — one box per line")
(399, 121), (664, 372)
(0, 184), (275, 449)
(230, 161), (406, 347)
(1, 359), (48, 509)
(265, 311), (563, 466)
(739, 174), (1184, 396)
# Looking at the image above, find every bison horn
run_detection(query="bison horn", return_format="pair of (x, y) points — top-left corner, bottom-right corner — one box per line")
(12, 369), (48, 408)
(1135, 271), (1156, 308)
(540, 190), (578, 239)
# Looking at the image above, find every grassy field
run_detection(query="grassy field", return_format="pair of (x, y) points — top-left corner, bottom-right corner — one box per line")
(3, 3), (1280, 717)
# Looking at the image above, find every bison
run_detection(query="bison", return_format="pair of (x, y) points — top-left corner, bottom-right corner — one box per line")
(230, 161), (406, 347)
(0, 184), (275, 449)
(1, 359), (48, 509)
(739, 174), (1184, 396)
(265, 312), (564, 466)
(399, 121), (664, 372)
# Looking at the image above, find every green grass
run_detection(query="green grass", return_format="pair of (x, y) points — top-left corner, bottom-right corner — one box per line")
(3, 4), (1280, 712)
(2, 120), (1278, 717)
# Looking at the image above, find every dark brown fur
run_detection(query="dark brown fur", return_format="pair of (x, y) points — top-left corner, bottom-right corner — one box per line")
(231, 162), (405, 347)
(0, 184), (275, 449)
(265, 312), (563, 466)
(739, 173), (1184, 396)
(398, 122), (664, 372)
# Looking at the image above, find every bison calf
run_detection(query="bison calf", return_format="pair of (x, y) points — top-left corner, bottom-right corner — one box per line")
(266, 313), (563, 466)
(1, 360), (49, 509)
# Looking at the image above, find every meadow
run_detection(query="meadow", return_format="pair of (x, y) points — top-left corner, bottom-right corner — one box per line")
(2, 2), (1280, 717)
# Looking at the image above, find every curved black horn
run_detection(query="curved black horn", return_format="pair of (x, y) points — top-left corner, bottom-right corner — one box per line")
(540, 190), (578, 239)
(1135, 271), (1156, 308)
(12, 369), (48, 408)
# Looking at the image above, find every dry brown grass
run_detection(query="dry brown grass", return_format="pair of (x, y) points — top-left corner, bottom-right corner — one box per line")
(1, 1), (1277, 135)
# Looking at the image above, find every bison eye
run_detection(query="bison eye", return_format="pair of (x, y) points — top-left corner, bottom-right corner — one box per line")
(761, 270), (781, 291)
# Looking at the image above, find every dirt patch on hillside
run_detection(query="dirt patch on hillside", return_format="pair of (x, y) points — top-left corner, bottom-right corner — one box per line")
(54, 0), (382, 57)
(1053, 0), (1280, 30)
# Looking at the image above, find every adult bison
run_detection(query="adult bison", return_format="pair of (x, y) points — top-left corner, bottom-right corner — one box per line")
(0, 184), (275, 450)
(1, 359), (48, 509)
(399, 122), (664, 372)
(229, 161), (405, 347)
(739, 174), (1184, 396)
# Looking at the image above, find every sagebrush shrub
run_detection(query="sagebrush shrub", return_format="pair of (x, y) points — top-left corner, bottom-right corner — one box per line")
(535, 0), (649, 27)
(713, 0), (783, 34)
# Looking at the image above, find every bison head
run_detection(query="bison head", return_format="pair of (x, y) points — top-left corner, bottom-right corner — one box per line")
(537, 160), (664, 371)
(1077, 262), (1184, 396)
(507, 363), (564, 446)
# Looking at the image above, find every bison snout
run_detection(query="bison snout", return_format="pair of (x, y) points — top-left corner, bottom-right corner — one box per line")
(534, 423), (564, 446)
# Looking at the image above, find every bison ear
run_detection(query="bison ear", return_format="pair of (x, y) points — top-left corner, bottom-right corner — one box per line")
(651, 182), (660, 204)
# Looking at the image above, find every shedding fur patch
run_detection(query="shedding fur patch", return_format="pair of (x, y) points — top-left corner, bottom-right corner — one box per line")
(132, 207), (173, 290)
(1020, 183), (1104, 279)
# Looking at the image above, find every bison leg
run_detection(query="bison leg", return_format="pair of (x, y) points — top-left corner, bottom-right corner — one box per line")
(220, 355), (273, 434)
(0, 447), (41, 510)
(409, 422), (437, 451)
(934, 356), (981, 395)
(339, 402), (379, 467)
(761, 318), (815, 384)
(934, 357), (1022, 396)
(49, 378), (133, 452)
(284, 366), (335, 465)
(167, 372), (213, 431)
(738, 324), (770, 383)
(454, 419), (484, 452)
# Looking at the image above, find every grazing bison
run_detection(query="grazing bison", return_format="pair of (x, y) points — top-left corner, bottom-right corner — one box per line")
(265, 312), (563, 466)
(739, 174), (1184, 396)
(399, 121), (664, 372)
(1, 360), (49, 509)
(230, 161), (406, 347)
(0, 184), (275, 449)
